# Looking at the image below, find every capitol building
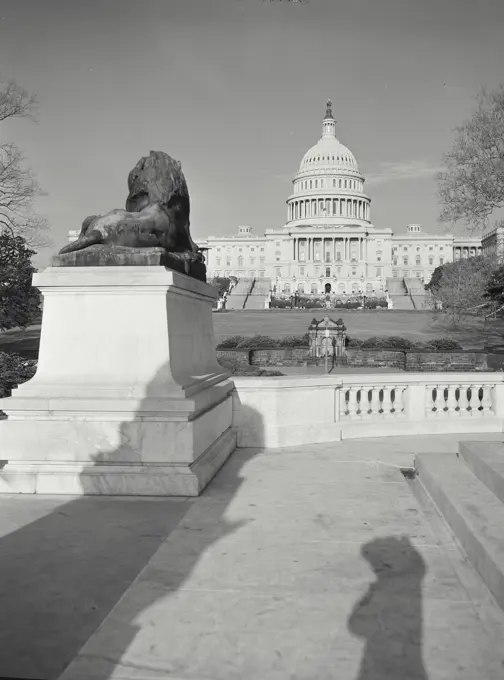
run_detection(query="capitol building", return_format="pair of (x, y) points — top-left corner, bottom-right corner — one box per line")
(202, 100), (482, 296)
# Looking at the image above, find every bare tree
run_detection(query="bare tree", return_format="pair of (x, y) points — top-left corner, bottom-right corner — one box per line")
(437, 85), (504, 233)
(0, 75), (49, 248)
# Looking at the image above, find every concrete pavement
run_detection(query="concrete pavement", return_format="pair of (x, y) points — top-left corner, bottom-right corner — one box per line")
(1, 434), (504, 679)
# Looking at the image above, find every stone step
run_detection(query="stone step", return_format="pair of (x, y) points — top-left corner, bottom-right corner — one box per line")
(415, 451), (504, 612)
(459, 441), (504, 505)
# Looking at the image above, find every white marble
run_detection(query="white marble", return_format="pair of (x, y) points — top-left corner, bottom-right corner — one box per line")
(0, 267), (236, 496)
(232, 374), (504, 448)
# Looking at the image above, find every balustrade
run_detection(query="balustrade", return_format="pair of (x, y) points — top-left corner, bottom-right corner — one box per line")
(426, 383), (495, 417)
(340, 384), (406, 419)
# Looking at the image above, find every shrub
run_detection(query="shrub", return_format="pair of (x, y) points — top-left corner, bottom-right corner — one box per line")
(346, 337), (363, 348)
(419, 338), (463, 351)
(216, 335), (247, 349)
(270, 299), (291, 309)
(218, 358), (284, 377)
(235, 335), (279, 349)
(0, 352), (37, 399)
(361, 336), (414, 350)
(278, 334), (309, 347)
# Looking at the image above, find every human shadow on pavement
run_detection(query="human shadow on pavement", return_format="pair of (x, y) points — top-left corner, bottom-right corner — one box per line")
(348, 535), (428, 680)
(0, 361), (262, 680)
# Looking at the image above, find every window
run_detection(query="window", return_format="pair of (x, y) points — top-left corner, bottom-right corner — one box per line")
(416, 246), (420, 251)
(403, 246), (408, 251)
(376, 268), (382, 277)
(283, 283), (291, 294)
(297, 283), (305, 293)
(325, 252), (331, 262)
(415, 256), (421, 265)
(251, 247), (255, 252)
(315, 266), (321, 277)
(333, 179), (336, 187)
(336, 252), (341, 261)
(325, 267), (331, 277)
(344, 180), (347, 188)
(275, 251), (281, 261)
(276, 241), (280, 246)
(310, 180), (313, 189)
(311, 283), (318, 294)
(259, 270), (265, 277)
(393, 258), (398, 266)
(250, 257), (255, 264)
(416, 271), (422, 278)
(226, 260), (231, 267)
(260, 256), (265, 263)
(339, 282), (345, 291)
(275, 267), (281, 277)
(315, 180), (318, 188)
(216, 258), (221, 266)
(403, 256), (408, 265)
(377, 250), (382, 262)
(440, 257), (444, 265)
(238, 247), (242, 252)
(428, 257), (433, 265)
(299, 266), (305, 276)
(393, 271), (398, 278)
(440, 246), (444, 251)
(339, 179), (342, 188)
(351, 268), (357, 276)
(429, 246), (433, 251)
(260, 247), (264, 252)
(238, 256), (243, 266)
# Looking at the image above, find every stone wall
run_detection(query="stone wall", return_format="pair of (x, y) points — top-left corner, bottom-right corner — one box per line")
(346, 349), (404, 369)
(217, 346), (491, 372)
(250, 348), (310, 366)
(405, 351), (488, 372)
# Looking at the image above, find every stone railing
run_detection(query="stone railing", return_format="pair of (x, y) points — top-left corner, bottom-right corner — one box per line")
(232, 373), (504, 448)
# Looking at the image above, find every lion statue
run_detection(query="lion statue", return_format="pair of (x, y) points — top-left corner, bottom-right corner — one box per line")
(58, 150), (205, 279)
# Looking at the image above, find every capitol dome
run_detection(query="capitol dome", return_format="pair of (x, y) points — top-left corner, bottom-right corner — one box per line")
(286, 99), (371, 227)
(300, 136), (358, 172)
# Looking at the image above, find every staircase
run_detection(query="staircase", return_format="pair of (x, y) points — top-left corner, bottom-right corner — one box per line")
(225, 278), (254, 310)
(404, 277), (431, 310)
(416, 442), (504, 612)
(385, 277), (414, 310)
(244, 277), (272, 310)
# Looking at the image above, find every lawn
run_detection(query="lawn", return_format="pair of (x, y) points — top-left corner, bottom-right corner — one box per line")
(0, 310), (502, 359)
(212, 309), (503, 349)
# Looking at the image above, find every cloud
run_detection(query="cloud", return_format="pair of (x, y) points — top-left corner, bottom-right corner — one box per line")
(366, 161), (443, 186)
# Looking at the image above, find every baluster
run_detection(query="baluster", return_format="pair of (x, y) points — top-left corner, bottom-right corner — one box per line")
(458, 384), (470, 416)
(437, 385), (447, 416)
(446, 384), (458, 416)
(466, 384), (473, 415)
(348, 387), (359, 418)
(426, 386), (436, 417)
(381, 386), (393, 416)
(340, 389), (349, 419)
(393, 385), (405, 416)
(370, 386), (381, 416)
(480, 384), (493, 416)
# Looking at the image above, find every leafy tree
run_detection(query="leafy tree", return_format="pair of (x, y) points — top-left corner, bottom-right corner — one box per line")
(0, 75), (48, 247)
(484, 264), (504, 311)
(427, 255), (496, 323)
(0, 231), (41, 331)
(437, 85), (504, 233)
(208, 276), (232, 297)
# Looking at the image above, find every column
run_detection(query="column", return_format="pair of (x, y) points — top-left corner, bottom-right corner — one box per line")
(293, 238), (296, 261)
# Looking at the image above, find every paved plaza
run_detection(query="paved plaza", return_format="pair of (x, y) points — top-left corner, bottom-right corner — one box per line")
(1, 434), (504, 680)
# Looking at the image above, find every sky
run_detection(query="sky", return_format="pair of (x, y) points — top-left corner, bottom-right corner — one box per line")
(1, 0), (504, 267)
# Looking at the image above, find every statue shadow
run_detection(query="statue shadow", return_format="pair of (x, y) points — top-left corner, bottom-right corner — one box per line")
(348, 535), (429, 680)
(0, 364), (262, 680)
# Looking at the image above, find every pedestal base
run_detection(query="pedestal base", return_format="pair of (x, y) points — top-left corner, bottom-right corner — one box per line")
(0, 266), (236, 496)
(0, 428), (236, 496)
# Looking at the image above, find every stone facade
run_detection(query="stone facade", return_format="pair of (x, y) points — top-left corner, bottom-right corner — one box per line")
(198, 101), (482, 294)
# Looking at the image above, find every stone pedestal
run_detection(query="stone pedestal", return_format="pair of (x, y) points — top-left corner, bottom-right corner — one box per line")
(0, 266), (236, 496)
